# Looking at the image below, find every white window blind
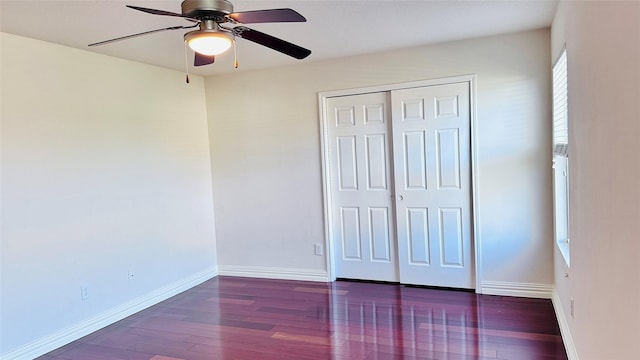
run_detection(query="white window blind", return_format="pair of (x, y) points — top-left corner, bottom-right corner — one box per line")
(553, 50), (568, 156)
(552, 48), (570, 266)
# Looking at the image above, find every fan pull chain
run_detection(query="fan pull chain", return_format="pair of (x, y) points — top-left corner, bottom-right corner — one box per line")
(233, 40), (238, 69)
(183, 41), (190, 84)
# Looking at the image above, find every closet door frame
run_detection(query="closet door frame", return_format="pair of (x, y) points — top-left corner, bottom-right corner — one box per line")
(318, 75), (482, 291)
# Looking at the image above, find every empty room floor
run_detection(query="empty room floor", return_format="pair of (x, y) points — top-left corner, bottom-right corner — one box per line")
(38, 276), (567, 360)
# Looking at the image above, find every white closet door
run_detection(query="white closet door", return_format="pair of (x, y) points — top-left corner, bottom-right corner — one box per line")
(327, 92), (398, 282)
(391, 82), (473, 288)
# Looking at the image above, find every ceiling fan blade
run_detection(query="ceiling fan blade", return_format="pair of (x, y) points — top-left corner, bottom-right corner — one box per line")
(126, 5), (189, 19)
(88, 25), (192, 47)
(233, 26), (311, 59)
(228, 8), (306, 24)
(194, 53), (215, 66)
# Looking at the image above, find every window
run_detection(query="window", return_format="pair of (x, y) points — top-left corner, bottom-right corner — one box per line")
(552, 49), (570, 266)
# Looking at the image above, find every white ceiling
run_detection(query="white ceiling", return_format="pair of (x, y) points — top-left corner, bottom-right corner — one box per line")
(0, 0), (558, 76)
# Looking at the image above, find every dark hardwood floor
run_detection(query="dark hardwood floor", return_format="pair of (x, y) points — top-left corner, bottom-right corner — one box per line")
(38, 276), (567, 360)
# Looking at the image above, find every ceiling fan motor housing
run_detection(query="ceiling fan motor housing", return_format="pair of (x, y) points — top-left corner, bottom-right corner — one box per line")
(181, 0), (233, 19)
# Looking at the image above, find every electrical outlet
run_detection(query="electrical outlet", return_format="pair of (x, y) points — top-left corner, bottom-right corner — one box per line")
(81, 285), (89, 300)
(314, 243), (323, 256)
(128, 267), (135, 284)
(570, 297), (575, 318)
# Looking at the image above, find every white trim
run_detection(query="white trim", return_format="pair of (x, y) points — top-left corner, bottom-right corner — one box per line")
(318, 75), (476, 97)
(218, 265), (329, 282)
(552, 289), (580, 360)
(480, 281), (553, 299)
(1, 267), (218, 360)
(318, 92), (336, 282)
(318, 75), (481, 290)
(468, 76), (483, 291)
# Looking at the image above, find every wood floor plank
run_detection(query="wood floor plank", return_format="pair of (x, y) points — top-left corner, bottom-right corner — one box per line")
(271, 331), (340, 345)
(294, 286), (350, 295)
(37, 277), (567, 359)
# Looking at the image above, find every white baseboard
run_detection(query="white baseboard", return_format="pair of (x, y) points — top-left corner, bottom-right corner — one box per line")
(480, 280), (553, 299)
(1, 267), (218, 360)
(552, 289), (579, 360)
(218, 265), (329, 282)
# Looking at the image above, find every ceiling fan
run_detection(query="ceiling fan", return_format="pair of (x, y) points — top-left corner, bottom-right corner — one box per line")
(89, 0), (312, 69)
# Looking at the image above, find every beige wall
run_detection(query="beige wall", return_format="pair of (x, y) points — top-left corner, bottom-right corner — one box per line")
(206, 29), (554, 289)
(551, 1), (640, 359)
(1, 33), (218, 356)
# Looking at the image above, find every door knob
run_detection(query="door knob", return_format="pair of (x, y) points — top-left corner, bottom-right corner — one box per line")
(397, 195), (404, 201)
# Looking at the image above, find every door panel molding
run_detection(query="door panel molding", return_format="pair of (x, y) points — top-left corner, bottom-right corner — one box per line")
(392, 83), (472, 288)
(319, 75), (481, 290)
(325, 92), (398, 282)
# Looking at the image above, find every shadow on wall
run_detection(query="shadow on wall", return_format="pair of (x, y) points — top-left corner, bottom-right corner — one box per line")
(477, 76), (552, 280)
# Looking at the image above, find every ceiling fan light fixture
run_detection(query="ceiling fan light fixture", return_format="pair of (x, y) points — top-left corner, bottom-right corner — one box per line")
(184, 30), (233, 56)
